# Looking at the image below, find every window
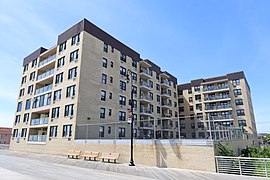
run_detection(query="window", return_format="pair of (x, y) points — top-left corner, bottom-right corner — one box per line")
(100, 108), (105, 119)
(232, 79), (240, 86)
(120, 81), (126, 91)
(103, 43), (108, 52)
(238, 120), (247, 126)
(189, 97), (193, 103)
(29, 72), (35, 81)
(70, 49), (79, 62)
(132, 85), (137, 94)
(131, 72), (137, 81)
(180, 124), (186, 129)
(52, 107), (60, 118)
(32, 93), (51, 108)
(21, 76), (26, 85)
(174, 92), (177, 98)
(149, 80), (153, 88)
(198, 122), (204, 128)
(178, 98), (183, 103)
(23, 64), (28, 72)
(23, 113), (29, 123)
(119, 96), (126, 106)
(234, 89), (242, 96)
(66, 85), (76, 98)
(132, 59), (137, 68)
(120, 66), (126, 76)
(237, 109), (245, 116)
(108, 126), (111, 134)
(156, 84), (160, 91)
(53, 89), (62, 101)
(12, 129), (18, 137)
(17, 102), (22, 112)
(110, 76), (113, 83)
(64, 104), (74, 116)
(235, 99), (244, 106)
(32, 59), (37, 67)
(25, 99), (31, 110)
(15, 115), (20, 124)
(68, 67), (77, 79)
(71, 33), (80, 45)
(27, 85), (33, 94)
(62, 124), (72, 137)
(194, 86), (200, 92)
(59, 41), (66, 52)
(157, 95), (160, 102)
(19, 88), (25, 97)
(191, 123), (195, 129)
(57, 57), (65, 68)
(21, 128), (27, 138)
(188, 88), (192, 94)
(102, 58), (107, 68)
(109, 109), (112, 116)
(110, 61), (113, 68)
(99, 126), (104, 137)
(55, 73), (63, 84)
(133, 100), (137, 108)
(168, 89), (171, 96)
(118, 127), (125, 138)
(189, 106), (193, 111)
(178, 90), (183, 95)
(149, 92), (153, 100)
(109, 92), (112, 99)
(157, 106), (160, 114)
(196, 104), (202, 111)
(179, 106), (184, 112)
(111, 46), (114, 53)
(49, 126), (58, 137)
(120, 53), (126, 62)
(119, 111), (126, 121)
(195, 95), (201, 101)
(98, 74), (107, 86)
(101, 90), (106, 101)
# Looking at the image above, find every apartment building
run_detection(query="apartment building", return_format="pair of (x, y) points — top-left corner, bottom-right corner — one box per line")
(177, 71), (257, 140)
(10, 18), (179, 151)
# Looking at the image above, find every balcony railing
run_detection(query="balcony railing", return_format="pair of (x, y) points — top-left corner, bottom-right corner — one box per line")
(140, 81), (152, 88)
(35, 84), (52, 95)
(161, 91), (170, 96)
(30, 117), (49, 126)
(204, 95), (230, 101)
(205, 104), (232, 110)
(162, 114), (171, 118)
(161, 102), (172, 107)
(140, 108), (152, 114)
(203, 84), (229, 92)
(140, 95), (152, 101)
(39, 54), (56, 67)
(140, 68), (152, 77)
(28, 135), (47, 142)
(162, 125), (172, 129)
(206, 115), (234, 120)
(161, 80), (170, 86)
(37, 69), (54, 81)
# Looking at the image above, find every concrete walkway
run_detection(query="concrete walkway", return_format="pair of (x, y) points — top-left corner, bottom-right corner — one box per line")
(0, 149), (268, 180)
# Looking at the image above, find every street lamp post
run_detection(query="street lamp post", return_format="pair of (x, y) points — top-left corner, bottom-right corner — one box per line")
(126, 69), (135, 166)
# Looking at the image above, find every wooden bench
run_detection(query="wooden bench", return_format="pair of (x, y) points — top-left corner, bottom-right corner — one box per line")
(99, 152), (120, 163)
(67, 150), (81, 159)
(81, 151), (99, 161)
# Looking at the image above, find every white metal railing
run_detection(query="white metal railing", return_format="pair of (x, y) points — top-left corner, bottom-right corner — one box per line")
(37, 69), (54, 81)
(161, 79), (170, 86)
(30, 117), (49, 126)
(140, 95), (152, 101)
(216, 156), (270, 178)
(28, 135), (47, 142)
(204, 95), (230, 101)
(161, 91), (170, 96)
(203, 84), (229, 92)
(39, 54), (56, 67)
(140, 68), (152, 76)
(35, 84), (52, 95)
(205, 104), (232, 110)
(140, 108), (152, 114)
(140, 81), (151, 88)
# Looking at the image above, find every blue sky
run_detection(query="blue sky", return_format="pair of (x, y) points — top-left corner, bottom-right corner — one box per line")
(0, 0), (269, 133)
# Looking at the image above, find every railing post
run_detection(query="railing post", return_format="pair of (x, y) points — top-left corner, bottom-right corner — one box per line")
(238, 159), (242, 175)
(215, 157), (219, 173)
(264, 159), (268, 177)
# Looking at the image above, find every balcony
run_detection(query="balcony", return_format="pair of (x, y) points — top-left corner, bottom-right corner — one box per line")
(38, 54), (56, 67)
(28, 135), (47, 142)
(30, 117), (49, 126)
(207, 115), (234, 121)
(162, 125), (173, 131)
(140, 108), (152, 116)
(161, 79), (170, 88)
(161, 91), (170, 98)
(140, 123), (154, 130)
(203, 84), (229, 93)
(161, 114), (171, 120)
(139, 68), (152, 79)
(204, 95), (230, 102)
(35, 84), (52, 95)
(139, 95), (152, 103)
(205, 104), (232, 111)
(140, 81), (152, 91)
(36, 69), (54, 81)
(161, 102), (172, 109)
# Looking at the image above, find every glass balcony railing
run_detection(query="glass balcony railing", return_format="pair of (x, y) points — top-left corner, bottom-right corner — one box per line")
(39, 54), (56, 67)
(205, 104), (232, 110)
(161, 91), (170, 96)
(206, 115), (234, 120)
(35, 84), (52, 95)
(140, 81), (152, 88)
(161, 80), (170, 86)
(140, 95), (152, 101)
(204, 95), (230, 101)
(161, 102), (172, 107)
(140, 108), (152, 114)
(37, 69), (54, 81)
(30, 117), (49, 126)
(140, 68), (152, 77)
(28, 135), (47, 142)
(203, 84), (229, 92)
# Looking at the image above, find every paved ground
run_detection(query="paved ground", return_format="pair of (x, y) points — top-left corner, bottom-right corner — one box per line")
(0, 149), (268, 180)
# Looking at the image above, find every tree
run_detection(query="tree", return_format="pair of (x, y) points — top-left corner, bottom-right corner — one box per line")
(217, 142), (234, 156)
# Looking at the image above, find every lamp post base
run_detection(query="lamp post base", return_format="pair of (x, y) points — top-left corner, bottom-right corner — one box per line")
(129, 161), (135, 166)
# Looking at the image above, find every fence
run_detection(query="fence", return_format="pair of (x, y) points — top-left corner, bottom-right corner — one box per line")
(216, 156), (270, 177)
